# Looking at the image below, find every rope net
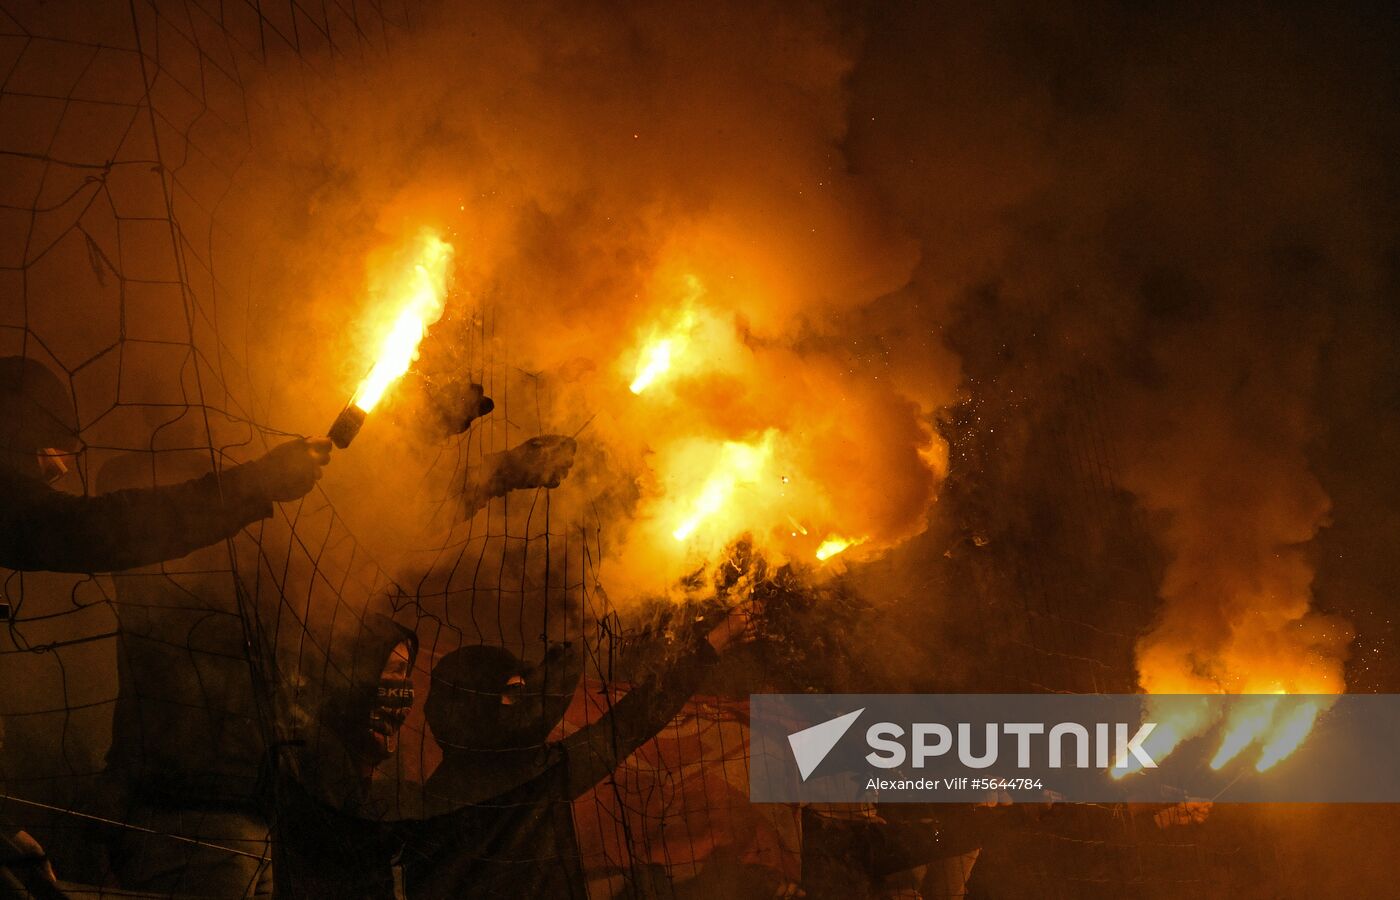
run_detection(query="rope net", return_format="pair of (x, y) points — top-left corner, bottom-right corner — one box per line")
(0, 2), (1266, 899)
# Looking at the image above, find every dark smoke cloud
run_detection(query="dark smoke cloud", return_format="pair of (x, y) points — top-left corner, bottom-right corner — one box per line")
(843, 2), (1398, 695)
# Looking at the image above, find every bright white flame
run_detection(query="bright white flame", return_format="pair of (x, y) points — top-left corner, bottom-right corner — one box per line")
(1110, 695), (1213, 779)
(670, 436), (774, 542)
(630, 339), (674, 394)
(351, 232), (454, 412)
(626, 279), (701, 395)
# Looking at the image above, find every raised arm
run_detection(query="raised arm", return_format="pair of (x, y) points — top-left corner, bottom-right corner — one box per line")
(0, 438), (330, 573)
(556, 605), (750, 798)
(460, 436), (576, 519)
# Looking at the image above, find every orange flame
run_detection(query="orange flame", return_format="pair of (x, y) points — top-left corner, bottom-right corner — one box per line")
(1110, 696), (1211, 779)
(618, 289), (868, 574)
(669, 433), (777, 543)
(627, 278), (701, 395)
(350, 232), (454, 412)
(1210, 696), (1281, 770)
(1255, 698), (1323, 772)
(815, 535), (868, 562)
(608, 268), (940, 595)
(1125, 577), (1347, 777)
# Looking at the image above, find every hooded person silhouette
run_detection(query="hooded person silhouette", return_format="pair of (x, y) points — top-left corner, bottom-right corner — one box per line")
(420, 641), (585, 808)
(401, 606), (752, 900)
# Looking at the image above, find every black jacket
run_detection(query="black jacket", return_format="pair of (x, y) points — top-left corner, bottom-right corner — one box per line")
(0, 463), (272, 573)
(403, 639), (720, 900)
(272, 614), (420, 900)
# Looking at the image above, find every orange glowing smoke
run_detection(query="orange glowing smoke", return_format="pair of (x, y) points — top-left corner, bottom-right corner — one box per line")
(610, 271), (940, 582)
(1117, 531), (1350, 779)
(350, 231), (454, 412)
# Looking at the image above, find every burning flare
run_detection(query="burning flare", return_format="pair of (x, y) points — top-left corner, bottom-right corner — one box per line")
(351, 232), (455, 412)
(1110, 692), (1333, 781)
(607, 268), (940, 593)
(1208, 693), (1332, 773)
(1255, 698), (1323, 772)
(1110, 696), (1210, 780)
(815, 535), (867, 562)
(670, 433), (776, 542)
(630, 339), (675, 395)
(1210, 696), (1282, 770)
(628, 279), (701, 396)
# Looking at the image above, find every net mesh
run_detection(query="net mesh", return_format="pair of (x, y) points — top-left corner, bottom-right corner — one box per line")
(0, 2), (1268, 898)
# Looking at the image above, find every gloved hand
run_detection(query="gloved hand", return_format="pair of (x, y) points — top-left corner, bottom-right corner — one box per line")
(705, 603), (756, 654)
(483, 435), (577, 496)
(421, 376), (495, 436)
(251, 436), (332, 501)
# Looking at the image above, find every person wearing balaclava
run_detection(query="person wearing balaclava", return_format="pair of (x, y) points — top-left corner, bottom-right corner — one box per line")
(270, 613), (420, 899)
(0, 356), (332, 573)
(421, 639), (587, 810)
(399, 605), (752, 900)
